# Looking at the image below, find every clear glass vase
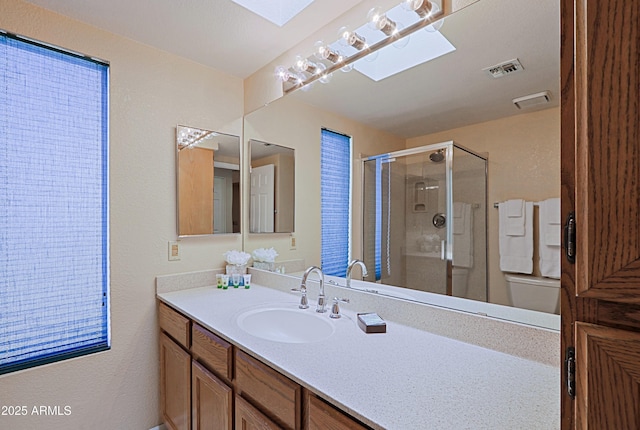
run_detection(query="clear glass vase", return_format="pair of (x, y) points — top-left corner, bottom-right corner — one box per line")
(252, 261), (275, 272)
(226, 264), (247, 275)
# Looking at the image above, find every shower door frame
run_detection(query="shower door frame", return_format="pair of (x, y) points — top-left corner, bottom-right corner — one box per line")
(359, 140), (488, 298)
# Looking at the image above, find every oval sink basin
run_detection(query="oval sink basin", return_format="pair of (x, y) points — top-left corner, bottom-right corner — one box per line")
(236, 306), (335, 343)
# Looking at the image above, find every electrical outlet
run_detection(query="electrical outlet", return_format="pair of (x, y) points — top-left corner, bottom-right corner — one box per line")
(290, 235), (296, 250)
(168, 241), (180, 261)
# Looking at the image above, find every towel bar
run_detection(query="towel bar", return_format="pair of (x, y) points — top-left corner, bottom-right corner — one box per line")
(493, 202), (540, 208)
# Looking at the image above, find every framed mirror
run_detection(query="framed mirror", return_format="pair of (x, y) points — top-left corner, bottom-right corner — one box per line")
(249, 139), (295, 233)
(176, 125), (241, 237)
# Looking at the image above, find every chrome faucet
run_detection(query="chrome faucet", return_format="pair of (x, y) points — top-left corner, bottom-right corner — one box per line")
(346, 259), (368, 289)
(300, 266), (326, 313)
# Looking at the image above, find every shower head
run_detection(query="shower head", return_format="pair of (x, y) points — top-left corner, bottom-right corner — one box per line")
(429, 149), (445, 163)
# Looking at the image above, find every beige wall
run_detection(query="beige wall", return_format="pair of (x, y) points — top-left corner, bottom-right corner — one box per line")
(407, 107), (561, 306)
(244, 95), (405, 267)
(1, 1), (243, 429)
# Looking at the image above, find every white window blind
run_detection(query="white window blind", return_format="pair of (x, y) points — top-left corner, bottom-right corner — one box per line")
(0, 32), (110, 375)
(320, 128), (351, 277)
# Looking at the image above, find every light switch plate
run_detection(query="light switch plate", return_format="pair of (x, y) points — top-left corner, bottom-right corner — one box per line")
(290, 234), (296, 250)
(168, 241), (180, 261)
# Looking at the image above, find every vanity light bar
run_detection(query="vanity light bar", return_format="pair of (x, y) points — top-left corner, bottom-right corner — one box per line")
(278, 0), (447, 93)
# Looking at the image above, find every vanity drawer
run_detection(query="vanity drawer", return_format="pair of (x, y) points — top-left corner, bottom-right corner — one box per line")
(234, 350), (301, 430)
(191, 323), (233, 381)
(158, 302), (190, 348)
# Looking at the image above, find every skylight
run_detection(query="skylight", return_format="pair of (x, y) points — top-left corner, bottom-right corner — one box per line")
(231, 0), (315, 27)
(324, 3), (455, 82)
(353, 30), (455, 81)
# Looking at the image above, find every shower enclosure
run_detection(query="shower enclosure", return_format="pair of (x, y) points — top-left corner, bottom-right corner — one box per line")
(362, 141), (488, 301)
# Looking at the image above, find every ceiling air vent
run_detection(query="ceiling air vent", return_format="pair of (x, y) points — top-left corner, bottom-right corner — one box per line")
(483, 59), (524, 78)
(512, 91), (552, 109)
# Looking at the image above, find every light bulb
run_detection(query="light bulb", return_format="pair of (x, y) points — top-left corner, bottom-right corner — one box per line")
(274, 66), (302, 85)
(319, 72), (332, 84)
(392, 22), (410, 49)
(364, 50), (379, 62)
(294, 55), (318, 74)
(341, 63), (354, 73)
(313, 41), (343, 64)
(402, 0), (434, 18)
(367, 7), (397, 36)
(315, 62), (327, 76)
(424, 3), (443, 32)
(338, 26), (367, 50)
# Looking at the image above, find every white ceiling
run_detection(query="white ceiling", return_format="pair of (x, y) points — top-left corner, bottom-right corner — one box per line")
(23, 0), (559, 138)
(23, 0), (364, 78)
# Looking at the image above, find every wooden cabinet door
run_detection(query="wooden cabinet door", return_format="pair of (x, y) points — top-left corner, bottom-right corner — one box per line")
(575, 323), (640, 429)
(561, 0), (640, 428)
(305, 393), (370, 430)
(160, 333), (191, 430)
(235, 395), (281, 430)
(192, 360), (232, 430)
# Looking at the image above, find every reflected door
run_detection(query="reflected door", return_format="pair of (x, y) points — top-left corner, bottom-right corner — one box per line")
(178, 147), (214, 235)
(213, 175), (227, 234)
(250, 164), (275, 233)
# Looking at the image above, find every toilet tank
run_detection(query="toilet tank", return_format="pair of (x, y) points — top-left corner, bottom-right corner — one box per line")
(505, 274), (560, 314)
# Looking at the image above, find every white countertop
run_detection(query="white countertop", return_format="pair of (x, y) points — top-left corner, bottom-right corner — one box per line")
(157, 281), (560, 430)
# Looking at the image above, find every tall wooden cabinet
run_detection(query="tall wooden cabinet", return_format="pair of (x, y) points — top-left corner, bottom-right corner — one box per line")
(561, 0), (640, 428)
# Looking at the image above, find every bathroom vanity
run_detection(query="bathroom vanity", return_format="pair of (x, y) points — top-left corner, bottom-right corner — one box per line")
(156, 269), (560, 430)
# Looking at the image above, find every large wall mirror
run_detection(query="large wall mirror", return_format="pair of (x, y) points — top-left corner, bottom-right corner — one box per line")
(243, 0), (560, 328)
(176, 125), (241, 237)
(249, 139), (295, 233)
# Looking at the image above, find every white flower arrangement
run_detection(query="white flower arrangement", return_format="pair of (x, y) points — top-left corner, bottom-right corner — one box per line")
(252, 247), (279, 263)
(223, 249), (251, 266)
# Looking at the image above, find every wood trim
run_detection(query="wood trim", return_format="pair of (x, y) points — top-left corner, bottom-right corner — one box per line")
(159, 302), (191, 348)
(596, 301), (640, 332)
(559, 0), (577, 426)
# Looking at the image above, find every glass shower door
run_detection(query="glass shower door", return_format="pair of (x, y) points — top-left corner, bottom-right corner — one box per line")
(362, 146), (451, 295)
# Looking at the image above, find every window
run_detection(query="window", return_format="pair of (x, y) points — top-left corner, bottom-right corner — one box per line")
(0, 32), (110, 375)
(320, 128), (351, 277)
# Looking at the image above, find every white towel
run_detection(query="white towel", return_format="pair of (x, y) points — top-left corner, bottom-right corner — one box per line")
(453, 203), (473, 268)
(539, 198), (561, 278)
(453, 202), (465, 235)
(499, 201), (533, 274)
(506, 199), (524, 217)
(504, 199), (526, 236)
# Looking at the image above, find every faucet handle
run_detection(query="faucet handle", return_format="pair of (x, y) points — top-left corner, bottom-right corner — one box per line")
(291, 287), (309, 309)
(330, 297), (350, 319)
(316, 295), (327, 313)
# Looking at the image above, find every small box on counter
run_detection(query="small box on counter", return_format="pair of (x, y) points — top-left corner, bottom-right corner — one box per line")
(357, 313), (387, 334)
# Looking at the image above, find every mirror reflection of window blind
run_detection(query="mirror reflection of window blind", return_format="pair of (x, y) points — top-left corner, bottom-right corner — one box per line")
(0, 33), (110, 375)
(320, 129), (351, 277)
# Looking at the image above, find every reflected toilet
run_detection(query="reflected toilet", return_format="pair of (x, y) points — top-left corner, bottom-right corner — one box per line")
(505, 274), (560, 314)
